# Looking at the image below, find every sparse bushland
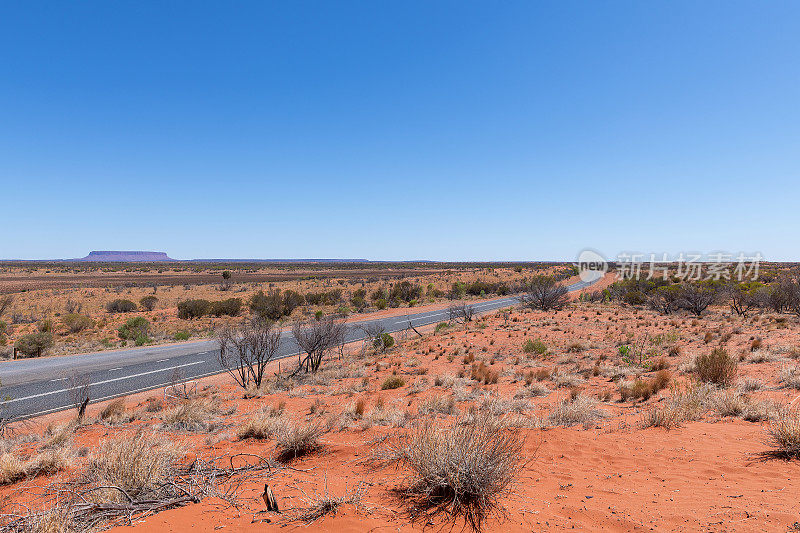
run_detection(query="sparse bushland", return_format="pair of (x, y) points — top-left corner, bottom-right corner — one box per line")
(695, 348), (738, 387)
(519, 276), (569, 311)
(522, 338), (546, 355)
(292, 316), (347, 374)
(381, 375), (405, 390)
(375, 411), (524, 531)
(210, 297), (242, 317)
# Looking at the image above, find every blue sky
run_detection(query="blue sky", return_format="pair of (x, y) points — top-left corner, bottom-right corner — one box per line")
(2, 2), (799, 261)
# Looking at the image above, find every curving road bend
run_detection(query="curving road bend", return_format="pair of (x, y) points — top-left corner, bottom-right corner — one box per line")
(0, 279), (597, 421)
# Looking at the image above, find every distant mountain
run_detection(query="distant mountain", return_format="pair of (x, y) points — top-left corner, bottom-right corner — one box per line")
(78, 251), (175, 262)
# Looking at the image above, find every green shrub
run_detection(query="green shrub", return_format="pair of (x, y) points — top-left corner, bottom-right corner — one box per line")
(695, 348), (738, 387)
(118, 317), (150, 341)
(139, 295), (158, 311)
(373, 332), (395, 351)
(435, 322), (451, 333)
(62, 313), (94, 333)
(177, 299), (211, 319)
(106, 299), (137, 313)
(523, 339), (547, 355)
(15, 331), (54, 357)
(249, 290), (283, 320)
(381, 375), (405, 390)
(173, 331), (191, 341)
(210, 298), (242, 317)
(375, 298), (388, 310)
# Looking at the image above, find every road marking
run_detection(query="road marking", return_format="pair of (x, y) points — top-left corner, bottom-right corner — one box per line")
(49, 378), (67, 382)
(3, 361), (206, 404)
(156, 358), (169, 363)
(109, 367), (122, 371)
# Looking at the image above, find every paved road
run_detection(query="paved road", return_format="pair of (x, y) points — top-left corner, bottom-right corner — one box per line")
(0, 279), (597, 420)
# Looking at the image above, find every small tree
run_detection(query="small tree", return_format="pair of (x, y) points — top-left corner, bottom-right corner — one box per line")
(726, 281), (765, 317)
(221, 270), (232, 291)
(647, 285), (681, 315)
(217, 318), (281, 389)
(15, 331), (54, 357)
(519, 276), (569, 311)
(678, 282), (718, 317)
(292, 316), (347, 373)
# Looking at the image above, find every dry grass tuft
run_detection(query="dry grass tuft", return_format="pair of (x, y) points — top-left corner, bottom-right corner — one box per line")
(0, 449), (68, 485)
(88, 430), (182, 503)
(548, 395), (605, 427)
(159, 398), (233, 432)
(274, 418), (330, 461)
(237, 405), (285, 440)
(764, 408), (800, 459)
(381, 412), (524, 531)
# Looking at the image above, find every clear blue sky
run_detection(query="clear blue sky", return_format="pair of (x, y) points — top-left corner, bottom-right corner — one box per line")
(2, 2), (798, 261)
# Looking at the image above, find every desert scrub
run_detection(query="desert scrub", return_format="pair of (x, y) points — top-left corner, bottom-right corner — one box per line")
(695, 348), (737, 387)
(378, 412), (524, 530)
(381, 375), (405, 390)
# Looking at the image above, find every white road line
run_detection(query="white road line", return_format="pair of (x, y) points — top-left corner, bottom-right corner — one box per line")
(49, 378), (67, 382)
(109, 367), (122, 371)
(156, 358), (169, 363)
(4, 361), (206, 404)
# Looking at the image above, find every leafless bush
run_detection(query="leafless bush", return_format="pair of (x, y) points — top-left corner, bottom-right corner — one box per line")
(779, 365), (800, 389)
(217, 318), (281, 389)
(377, 412), (523, 531)
(67, 372), (91, 421)
(292, 316), (347, 374)
(518, 276), (568, 311)
(448, 303), (475, 323)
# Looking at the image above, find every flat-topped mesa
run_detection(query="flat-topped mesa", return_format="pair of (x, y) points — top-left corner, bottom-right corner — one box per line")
(79, 251), (175, 262)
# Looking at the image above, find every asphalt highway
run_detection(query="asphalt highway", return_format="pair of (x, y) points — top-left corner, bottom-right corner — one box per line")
(0, 279), (597, 421)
